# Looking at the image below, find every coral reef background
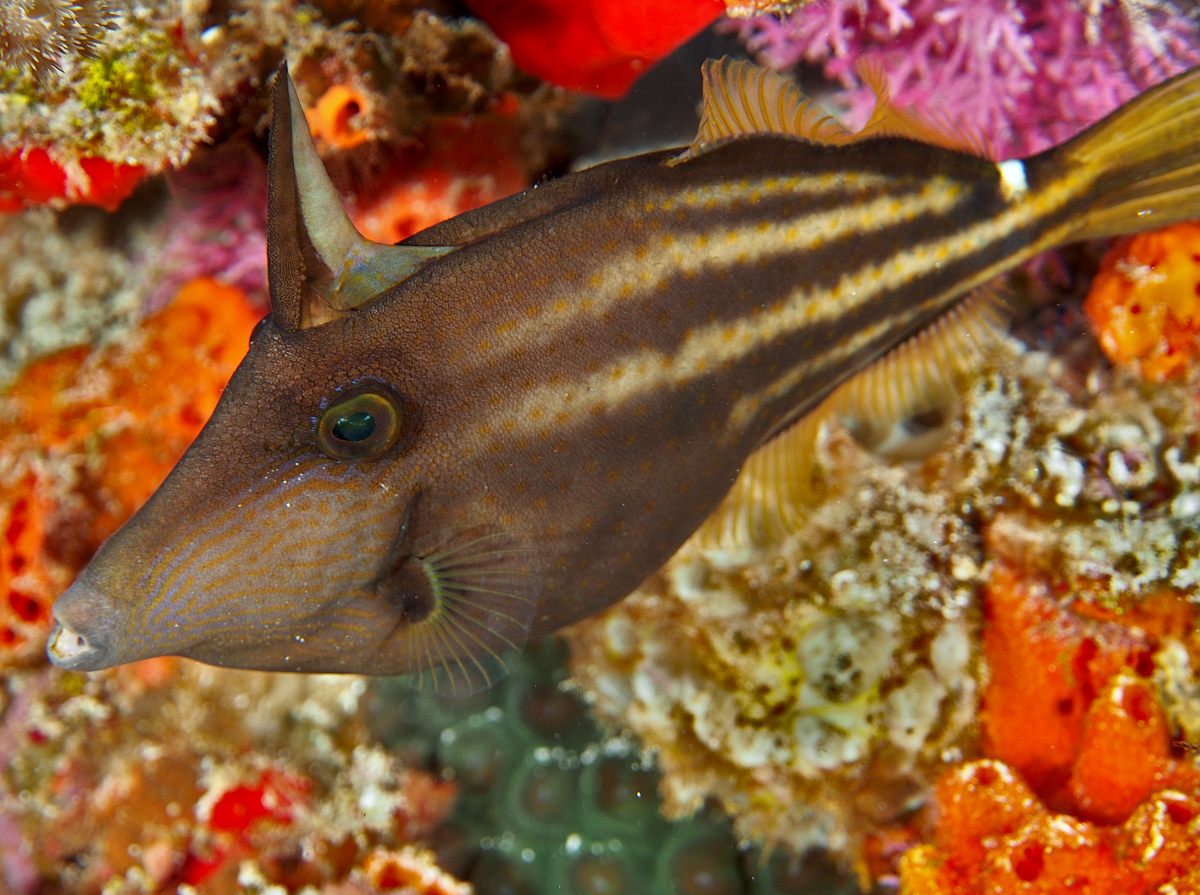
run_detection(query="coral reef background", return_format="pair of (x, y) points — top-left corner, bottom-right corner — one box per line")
(2, 0), (1200, 894)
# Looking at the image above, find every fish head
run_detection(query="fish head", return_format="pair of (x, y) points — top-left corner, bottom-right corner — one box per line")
(48, 65), (539, 694)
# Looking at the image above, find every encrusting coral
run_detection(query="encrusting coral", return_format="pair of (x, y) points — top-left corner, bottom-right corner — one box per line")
(899, 758), (1200, 894)
(0, 0), (571, 211)
(1084, 220), (1200, 383)
(4, 2), (1200, 892)
(0, 277), (261, 666)
(564, 331), (1200, 884)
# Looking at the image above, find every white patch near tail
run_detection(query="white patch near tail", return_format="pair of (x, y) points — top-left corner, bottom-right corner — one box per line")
(997, 160), (1028, 201)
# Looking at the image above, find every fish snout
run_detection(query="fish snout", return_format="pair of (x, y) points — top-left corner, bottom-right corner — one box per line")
(47, 576), (118, 671)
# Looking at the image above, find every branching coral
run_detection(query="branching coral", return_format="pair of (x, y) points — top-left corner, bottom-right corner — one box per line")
(731, 0), (1200, 158)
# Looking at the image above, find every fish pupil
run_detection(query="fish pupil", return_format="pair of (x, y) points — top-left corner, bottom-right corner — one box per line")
(332, 411), (375, 442)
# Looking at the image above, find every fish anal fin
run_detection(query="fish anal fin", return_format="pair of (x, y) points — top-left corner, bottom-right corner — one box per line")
(696, 291), (1007, 552)
(673, 57), (854, 164)
(832, 291), (1008, 462)
(266, 64), (453, 332)
(852, 58), (997, 160)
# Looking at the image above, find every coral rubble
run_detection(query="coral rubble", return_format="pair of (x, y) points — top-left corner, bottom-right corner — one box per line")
(0, 660), (459, 894)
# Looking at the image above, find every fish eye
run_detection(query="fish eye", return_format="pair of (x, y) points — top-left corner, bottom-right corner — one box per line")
(317, 388), (402, 460)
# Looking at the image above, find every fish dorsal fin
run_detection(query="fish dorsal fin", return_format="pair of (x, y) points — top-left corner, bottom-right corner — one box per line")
(852, 58), (997, 160)
(695, 292), (1007, 552)
(675, 56), (995, 166)
(673, 57), (854, 164)
(267, 64), (453, 331)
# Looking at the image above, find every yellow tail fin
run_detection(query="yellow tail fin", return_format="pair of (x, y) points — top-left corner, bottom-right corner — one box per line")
(1047, 66), (1200, 242)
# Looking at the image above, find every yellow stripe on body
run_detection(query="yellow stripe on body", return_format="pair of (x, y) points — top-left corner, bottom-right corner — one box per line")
(473, 177), (965, 369)
(645, 170), (897, 213)
(727, 164), (1094, 430)
(474, 163), (1092, 454)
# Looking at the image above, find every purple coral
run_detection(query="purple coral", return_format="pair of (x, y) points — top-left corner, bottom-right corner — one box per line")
(144, 142), (269, 313)
(732, 0), (1200, 159)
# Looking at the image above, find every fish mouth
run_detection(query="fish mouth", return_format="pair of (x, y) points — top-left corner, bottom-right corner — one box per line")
(47, 622), (101, 668)
(47, 577), (116, 671)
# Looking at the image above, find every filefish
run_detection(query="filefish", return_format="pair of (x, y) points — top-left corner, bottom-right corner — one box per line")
(47, 58), (1200, 693)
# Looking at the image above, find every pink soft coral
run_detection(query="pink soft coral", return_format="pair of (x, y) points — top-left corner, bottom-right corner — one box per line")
(144, 143), (270, 313)
(732, 0), (1200, 159)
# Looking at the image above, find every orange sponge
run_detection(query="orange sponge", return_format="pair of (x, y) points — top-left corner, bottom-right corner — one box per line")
(900, 761), (1200, 895)
(1084, 220), (1200, 381)
(0, 278), (260, 663)
(305, 84), (373, 151)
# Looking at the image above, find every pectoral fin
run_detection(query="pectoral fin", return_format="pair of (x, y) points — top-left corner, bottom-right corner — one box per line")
(267, 64), (454, 331)
(378, 523), (541, 697)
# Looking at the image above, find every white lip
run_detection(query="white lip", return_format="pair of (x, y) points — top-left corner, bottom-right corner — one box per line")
(47, 622), (94, 664)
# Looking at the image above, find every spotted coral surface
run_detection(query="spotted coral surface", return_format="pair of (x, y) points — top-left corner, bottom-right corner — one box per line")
(978, 560), (1200, 823)
(1084, 220), (1200, 382)
(899, 760), (1200, 895)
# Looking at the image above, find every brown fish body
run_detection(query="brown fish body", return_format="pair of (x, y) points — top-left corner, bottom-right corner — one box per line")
(47, 60), (1200, 692)
(397, 139), (1018, 634)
